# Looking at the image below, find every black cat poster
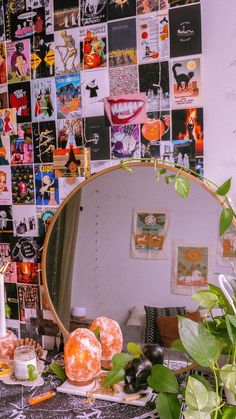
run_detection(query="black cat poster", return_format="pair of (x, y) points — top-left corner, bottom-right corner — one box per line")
(171, 57), (202, 108)
(169, 4), (202, 58)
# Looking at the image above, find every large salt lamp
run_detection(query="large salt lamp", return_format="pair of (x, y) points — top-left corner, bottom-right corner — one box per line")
(64, 328), (101, 385)
(90, 316), (123, 368)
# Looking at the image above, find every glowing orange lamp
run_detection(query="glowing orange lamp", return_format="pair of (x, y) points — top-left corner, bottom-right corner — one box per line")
(64, 328), (101, 385)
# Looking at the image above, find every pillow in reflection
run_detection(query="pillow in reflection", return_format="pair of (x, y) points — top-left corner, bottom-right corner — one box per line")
(144, 305), (186, 345)
(156, 310), (201, 348)
(126, 306), (146, 327)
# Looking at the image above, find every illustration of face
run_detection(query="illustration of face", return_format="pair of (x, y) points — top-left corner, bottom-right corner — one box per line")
(42, 175), (51, 185)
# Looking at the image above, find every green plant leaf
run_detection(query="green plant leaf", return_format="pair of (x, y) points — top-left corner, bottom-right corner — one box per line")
(49, 363), (67, 381)
(225, 315), (236, 346)
(165, 175), (176, 185)
(103, 367), (125, 387)
(220, 364), (236, 393)
(156, 393), (180, 419)
(111, 352), (133, 369)
(208, 284), (235, 315)
(190, 374), (213, 392)
(171, 339), (187, 353)
(93, 327), (100, 342)
(159, 168), (167, 174)
(174, 175), (190, 199)
(185, 376), (209, 410)
(216, 178), (232, 196)
(5, 303), (11, 319)
(221, 405), (236, 418)
(220, 208), (234, 236)
(183, 408), (211, 419)
(178, 317), (223, 367)
(147, 364), (179, 394)
(27, 364), (38, 381)
(127, 341), (143, 356)
(193, 290), (219, 310)
(120, 162), (133, 172)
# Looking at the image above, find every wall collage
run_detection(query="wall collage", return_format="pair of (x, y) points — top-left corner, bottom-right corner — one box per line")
(0, 0), (203, 348)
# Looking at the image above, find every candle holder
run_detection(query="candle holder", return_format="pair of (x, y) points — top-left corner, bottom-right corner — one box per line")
(0, 329), (18, 361)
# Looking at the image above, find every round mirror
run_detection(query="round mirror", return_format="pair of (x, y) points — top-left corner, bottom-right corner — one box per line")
(42, 162), (230, 339)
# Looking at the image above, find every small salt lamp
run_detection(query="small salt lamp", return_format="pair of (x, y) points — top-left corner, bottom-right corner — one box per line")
(90, 316), (123, 368)
(64, 328), (101, 385)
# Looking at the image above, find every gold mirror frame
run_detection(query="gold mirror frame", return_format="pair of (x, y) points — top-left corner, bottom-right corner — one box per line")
(41, 161), (235, 337)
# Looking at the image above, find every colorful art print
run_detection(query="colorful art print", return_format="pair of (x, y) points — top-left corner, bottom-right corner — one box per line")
(0, 41), (6, 83)
(171, 57), (201, 108)
(55, 74), (82, 119)
(104, 93), (147, 126)
(0, 204), (13, 232)
(84, 115), (110, 160)
(0, 84), (8, 109)
(141, 111), (170, 144)
(0, 166), (12, 204)
(3, 261), (17, 282)
(11, 165), (35, 205)
(31, 34), (55, 79)
(80, 0), (107, 26)
(8, 82), (31, 123)
(3, 0), (26, 41)
(108, 0), (136, 20)
(53, 147), (91, 178)
(31, 78), (56, 122)
(137, 0), (159, 14)
(32, 120), (56, 163)
(54, 28), (80, 76)
(158, 11), (169, 59)
(0, 133), (11, 164)
(4, 2), (45, 41)
(5, 282), (19, 319)
(172, 107), (203, 159)
(139, 61), (170, 112)
(12, 204), (38, 236)
(130, 209), (169, 259)
(36, 205), (56, 237)
(57, 118), (83, 149)
(6, 39), (30, 83)
(54, 0), (79, 32)
(0, 0), (4, 40)
(172, 244), (208, 295)
(218, 225), (236, 263)
(34, 163), (59, 206)
(16, 262), (39, 284)
(25, 0), (54, 34)
(109, 65), (138, 96)
(18, 284), (40, 321)
(108, 19), (137, 68)
(80, 23), (107, 70)
(83, 68), (109, 117)
(111, 125), (140, 159)
(10, 236), (43, 262)
(10, 123), (33, 165)
(169, 3), (202, 58)
(141, 138), (160, 160)
(0, 108), (17, 134)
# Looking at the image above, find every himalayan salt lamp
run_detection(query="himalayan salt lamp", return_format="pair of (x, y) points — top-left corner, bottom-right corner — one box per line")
(64, 328), (101, 385)
(90, 316), (123, 369)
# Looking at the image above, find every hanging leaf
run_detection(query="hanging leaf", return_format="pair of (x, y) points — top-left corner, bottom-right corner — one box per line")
(120, 162), (133, 172)
(219, 208), (234, 236)
(160, 168), (167, 175)
(127, 342), (143, 357)
(192, 290), (218, 310)
(174, 175), (190, 199)
(103, 367), (125, 387)
(165, 175), (176, 185)
(220, 364), (236, 393)
(148, 364), (179, 394)
(49, 363), (67, 381)
(156, 393), (180, 419)
(216, 178), (232, 196)
(111, 352), (133, 369)
(185, 376), (209, 411)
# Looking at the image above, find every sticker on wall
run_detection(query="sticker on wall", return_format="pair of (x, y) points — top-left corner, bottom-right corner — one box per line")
(55, 73), (82, 119)
(31, 78), (56, 122)
(34, 163), (59, 206)
(12, 205), (38, 236)
(108, 18), (137, 68)
(82, 68), (109, 117)
(32, 120), (56, 164)
(57, 118), (83, 149)
(31, 34), (55, 80)
(80, 0), (107, 26)
(104, 93), (147, 126)
(171, 57), (202, 108)
(108, 0), (136, 20)
(8, 82), (32, 123)
(0, 166), (12, 204)
(111, 124), (140, 159)
(171, 243), (209, 295)
(84, 115), (110, 160)
(0, 41), (6, 83)
(54, 28), (80, 76)
(54, 0), (80, 31)
(130, 209), (170, 259)
(139, 61), (170, 112)
(80, 23), (107, 70)
(0, 204), (13, 233)
(6, 39), (30, 83)
(10, 123), (33, 165)
(10, 237), (43, 262)
(109, 65), (138, 96)
(169, 3), (202, 58)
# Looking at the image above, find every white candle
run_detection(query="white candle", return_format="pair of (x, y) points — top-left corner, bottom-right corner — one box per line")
(0, 272), (7, 338)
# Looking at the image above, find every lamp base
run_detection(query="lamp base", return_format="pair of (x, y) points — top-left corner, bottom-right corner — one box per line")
(68, 377), (95, 386)
(0, 330), (18, 361)
(101, 360), (112, 370)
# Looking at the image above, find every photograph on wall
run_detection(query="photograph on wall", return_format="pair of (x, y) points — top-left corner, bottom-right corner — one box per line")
(139, 61), (169, 112)
(80, 0), (107, 26)
(171, 57), (202, 108)
(12, 205), (37, 237)
(108, 18), (137, 68)
(5, 282), (19, 320)
(137, 0), (159, 14)
(54, 0), (79, 31)
(104, 93), (147, 126)
(57, 118), (83, 149)
(31, 34), (55, 79)
(169, 3), (202, 58)
(141, 111), (170, 145)
(31, 78), (56, 122)
(10, 237), (43, 262)
(0, 166), (12, 204)
(18, 284), (40, 321)
(55, 73), (82, 119)
(0, 84), (8, 109)
(0, 0), (4, 40)
(17, 262), (39, 284)
(172, 107), (203, 171)
(0, 133), (11, 164)
(53, 146), (90, 178)
(109, 65), (138, 96)
(111, 124), (140, 159)
(8, 82), (31, 123)
(83, 68), (109, 117)
(36, 206), (56, 238)
(54, 28), (80, 76)
(10, 123), (33, 165)
(0, 108), (17, 134)
(171, 244), (209, 295)
(11, 165), (35, 205)
(80, 23), (107, 70)
(0, 204), (13, 233)
(130, 209), (170, 259)
(141, 137), (160, 160)
(34, 163), (59, 206)
(84, 115), (110, 160)
(32, 120), (56, 163)
(159, 140), (174, 163)
(0, 41), (6, 83)
(218, 224), (236, 266)
(6, 39), (30, 83)
(108, 0), (136, 20)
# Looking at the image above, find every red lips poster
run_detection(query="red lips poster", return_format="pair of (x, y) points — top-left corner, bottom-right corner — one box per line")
(104, 93), (147, 126)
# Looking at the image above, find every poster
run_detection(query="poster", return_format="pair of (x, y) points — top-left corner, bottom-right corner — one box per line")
(82, 68), (109, 117)
(80, 23), (107, 70)
(12, 205), (37, 236)
(32, 120), (56, 163)
(4, 2), (45, 41)
(171, 244), (209, 295)
(104, 93), (147, 126)
(0, 107), (17, 134)
(0, 41), (6, 82)
(55, 73), (82, 119)
(31, 34), (55, 79)
(25, 0), (54, 34)
(34, 163), (59, 206)
(111, 125), (140, 159)
(54, 0), (79, 31)
(10, 237), (43, 262)
(84, 115), (110, 160)
(108, 18), (137, 68)
(18, 284), (40, 321)
(218, 224), (236, 265)
(80, 0), (107, 26)
(58, 175), (84, 203)
(109, 65), (138, 96)
(16, 262), (40, 284)
(10, 123), (33, 165)
(0, 0), (4, 40)
(54, 28), (80, 76)
(8, 82), (32, 123)
(108, 0), (136, 20)
(139, 61), (169, 112)
(57, 118), (83, 149)
(31, 78), (56, 122)
(137, 0), (159, 14)
(0, 204), (13, 233)
(171, 57), (202, 108)
(11, 165), (35, 205)
(6, 39), (30, 83)
(0, 84), (8, 109)
(130, 209), (169, 259)
(0, 165), (12, 204)
(36, 205), (56, 237)
(0, 133), (11, 164)
(53, 146), (90, 178)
